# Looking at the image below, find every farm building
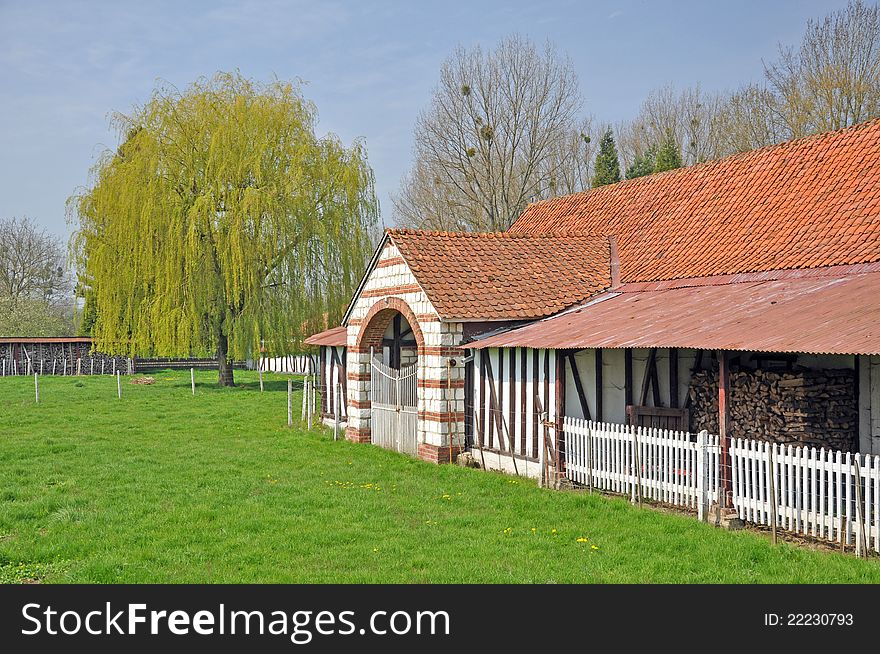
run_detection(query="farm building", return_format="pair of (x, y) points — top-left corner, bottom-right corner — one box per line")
(305, 325), (348, 423)
(308, 119), (880, 481)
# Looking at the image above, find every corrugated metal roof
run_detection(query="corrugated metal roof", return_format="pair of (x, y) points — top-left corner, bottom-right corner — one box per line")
(304, 326), (347, 347)
(470, 268), (880, 355)
(0, 337), (94, 344)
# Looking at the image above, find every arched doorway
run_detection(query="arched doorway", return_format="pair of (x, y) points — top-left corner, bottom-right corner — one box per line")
(353, 298), (425, 456)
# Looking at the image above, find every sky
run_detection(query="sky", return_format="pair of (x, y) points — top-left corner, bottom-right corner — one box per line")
(0, 0), (854, 240)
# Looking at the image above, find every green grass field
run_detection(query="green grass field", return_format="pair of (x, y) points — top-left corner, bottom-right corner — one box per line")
(0, 369), (878, 583)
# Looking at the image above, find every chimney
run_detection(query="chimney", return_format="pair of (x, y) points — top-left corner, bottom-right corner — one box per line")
(608, 235), (621, 289)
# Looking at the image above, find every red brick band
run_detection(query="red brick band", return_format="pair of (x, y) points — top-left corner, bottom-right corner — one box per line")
(418, 346), (464, 357)
(419, 411), (466, 422)
(376, 256), (406, 268)
(418, 379), (465, 389)
(345, 426), (371, 444)
(360, 284), (422, 299)
(418, 443), (464, 465)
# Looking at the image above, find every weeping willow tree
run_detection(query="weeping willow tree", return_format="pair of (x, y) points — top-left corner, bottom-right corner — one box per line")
(69, 72), (377, 385)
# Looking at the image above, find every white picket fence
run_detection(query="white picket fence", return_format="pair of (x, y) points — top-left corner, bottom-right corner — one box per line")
(563, 417), (880, 554)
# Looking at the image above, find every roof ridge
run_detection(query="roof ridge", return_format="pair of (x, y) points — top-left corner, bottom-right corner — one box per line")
(520, 116), (880, 211)
(386, 228), (605, 239)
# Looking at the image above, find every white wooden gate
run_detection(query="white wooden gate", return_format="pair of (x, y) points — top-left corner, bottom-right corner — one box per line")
(370, 356), (418, 455)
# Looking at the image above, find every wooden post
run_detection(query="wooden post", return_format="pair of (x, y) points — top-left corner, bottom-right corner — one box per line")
(101, 359), (104, 375)
(594, 349), (603, 423)
(854, 457), (868, 557)
(76, 358), (81, 376)
(307, 378), (313, 430)
(555, 352), (566, 476)
(697, 430), (709, 521)
(768, 443), (778, 544)
(538, 409), (547, 488)
(90, 359), (94, 376)
(34, 373), (39, 403)
(718, 350), (732, 507)
(259, 365), (264, 392)
(624, 348), (633, 411)
(301, 377), (307, 421)
(669, 348), (679, 408)
(191, 367), (196, 395)
(567, 353), (591, 420)
(53, 359), (57, 375)
(586, 422), (594, 493)
(632, 425), (643, 508)
(288, 379), (293, 428)
(333, 382), (340, 440)
(116, 371), (121, 399)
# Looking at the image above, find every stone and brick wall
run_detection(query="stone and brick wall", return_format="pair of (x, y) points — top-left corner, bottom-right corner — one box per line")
(689, 368), (857, 451)
(345, 241), (465, 463)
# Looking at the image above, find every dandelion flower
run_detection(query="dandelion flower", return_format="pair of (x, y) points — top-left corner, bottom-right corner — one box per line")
(591, 545), (599, 550)
(576, 537), (589, 543)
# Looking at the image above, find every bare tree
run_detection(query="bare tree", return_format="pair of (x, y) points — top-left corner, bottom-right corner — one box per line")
(616, 2), (880, 171)
(0, 217), (72, 336)
(765, 0), (880, 138)
(394, 35), (586, 231)
(616, 85), (729, 171)
(0, 217), (69, 304)
(717, 84), (789, 153)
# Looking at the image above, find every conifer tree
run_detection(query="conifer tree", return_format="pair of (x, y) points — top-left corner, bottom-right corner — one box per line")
(652, 130), (683, 173)
(592, 129), (621, 187)
(625, 148), (656, 179)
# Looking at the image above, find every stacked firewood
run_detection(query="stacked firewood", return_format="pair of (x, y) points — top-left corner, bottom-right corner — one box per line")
(688, 368), (857, 452)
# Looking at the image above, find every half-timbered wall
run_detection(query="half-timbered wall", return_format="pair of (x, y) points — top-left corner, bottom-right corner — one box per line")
(320, 345), (347, 421)
(256, 354), (317, 375)
(563, 348), (698, 424)
(471, 347), (558, 477)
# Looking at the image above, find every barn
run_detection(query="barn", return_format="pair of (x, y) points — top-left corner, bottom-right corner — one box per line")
(308, 119), (880, 481)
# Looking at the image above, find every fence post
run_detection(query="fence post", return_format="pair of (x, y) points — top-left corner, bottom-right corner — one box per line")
(301, 378), (307, 421)
(538, 412), (547, 488)
(768, 443), (778, 545)
(34, 373), (39, 403)
(586, 422), (594, 494)
(697, 430), (709, 522)
(632, 425), (643, 508)
(333, 382), (340, 441)
(259, 365), (264, 392)
(307, 378), (313, 430)
(191, 367), (196, 396)
(288, 379), (293, 428)
(854, 456), (868, 558)
(116, 371), (121, 399)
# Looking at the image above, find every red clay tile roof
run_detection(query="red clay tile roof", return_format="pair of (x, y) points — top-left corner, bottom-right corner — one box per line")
(509, 119), (880, 283)
(387, 230), (611, 320)
(304, 325), (347, 347)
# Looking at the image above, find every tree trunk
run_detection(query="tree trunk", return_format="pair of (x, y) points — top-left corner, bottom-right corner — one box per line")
(217, 333), (235, 387)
